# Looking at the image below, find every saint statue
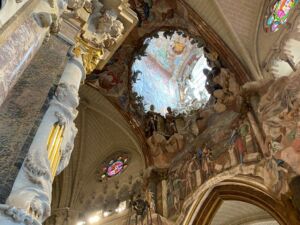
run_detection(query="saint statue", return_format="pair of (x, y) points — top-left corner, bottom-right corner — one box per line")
(165, 107), (178, 137)
(145, 105), (158, 137)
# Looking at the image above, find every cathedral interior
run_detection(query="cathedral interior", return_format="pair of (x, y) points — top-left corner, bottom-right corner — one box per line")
(1, 0), (300, 225)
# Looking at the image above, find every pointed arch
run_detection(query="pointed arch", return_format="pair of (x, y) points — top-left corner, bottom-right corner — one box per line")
(184, 177), (298, 225)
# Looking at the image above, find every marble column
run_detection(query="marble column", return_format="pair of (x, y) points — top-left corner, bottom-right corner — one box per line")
(0, 52), (85, 225)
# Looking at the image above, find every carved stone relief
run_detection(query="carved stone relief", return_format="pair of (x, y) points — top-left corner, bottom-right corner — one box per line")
(255, 74), (300, 175)
(6, 149), (52, 223)
(263, 14), (300, 77)
(0, 205), (39, 225)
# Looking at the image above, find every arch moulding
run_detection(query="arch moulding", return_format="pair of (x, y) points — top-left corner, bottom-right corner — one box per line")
(183, 177), (299, 225)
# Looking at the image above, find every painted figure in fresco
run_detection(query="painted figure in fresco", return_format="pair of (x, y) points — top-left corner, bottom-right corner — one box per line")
(196, 147), (203, 168)
(98, 70), (123, 91)
(275, 122), (300, 174)
(143, 0), (152, 19)
(172, 171), (183, 213)
(202, 145), (213, 179)
(230, 126), (247, 165)
(134, 0), (153, 26)
(255, 154), (288, 196)
(165, 107), (178, 137)
(119, 91), (128, 110)
(167, 174), (174, 212)
(253, 74), (300, 173)
(145, 105), (158, 137)
(186, 156), (197, 195)
(213, 146), (237, 173)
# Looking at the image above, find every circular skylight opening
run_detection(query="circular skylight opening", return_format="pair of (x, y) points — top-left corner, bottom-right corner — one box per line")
(131, 31), (209, 115)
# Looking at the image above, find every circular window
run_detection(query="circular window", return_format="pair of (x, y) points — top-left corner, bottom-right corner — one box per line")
(99, 154), (129, 181)
(107, 160), (125, 177)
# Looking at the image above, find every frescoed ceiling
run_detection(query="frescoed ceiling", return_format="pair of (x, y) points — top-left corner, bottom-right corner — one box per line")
(132, 31), (209, 115)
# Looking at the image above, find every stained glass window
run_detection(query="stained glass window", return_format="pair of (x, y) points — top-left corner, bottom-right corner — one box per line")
(100, 155), (128, 181)
(265, 0), (299, 32)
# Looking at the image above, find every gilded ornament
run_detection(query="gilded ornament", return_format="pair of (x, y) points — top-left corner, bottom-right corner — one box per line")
(73, 36), (104, 74)
(47, 122), (65, 177)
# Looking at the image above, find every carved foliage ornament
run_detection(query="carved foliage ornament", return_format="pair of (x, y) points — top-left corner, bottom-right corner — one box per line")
(24, 153), (50, 183)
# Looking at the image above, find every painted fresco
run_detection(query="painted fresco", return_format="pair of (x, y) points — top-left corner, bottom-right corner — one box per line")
(149, 73), (300, 222)
(0, 17), (43, 105)
(133, 56), (178, 115)
(144, 32), (196, 75)
(256, 74), (300, 174)
(81, 1), (300, 223)
(140, 39), (298, 221)
(87, 44), (134, 100)
(85, 0), (199, 99)
(132, 32), (209, 115)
